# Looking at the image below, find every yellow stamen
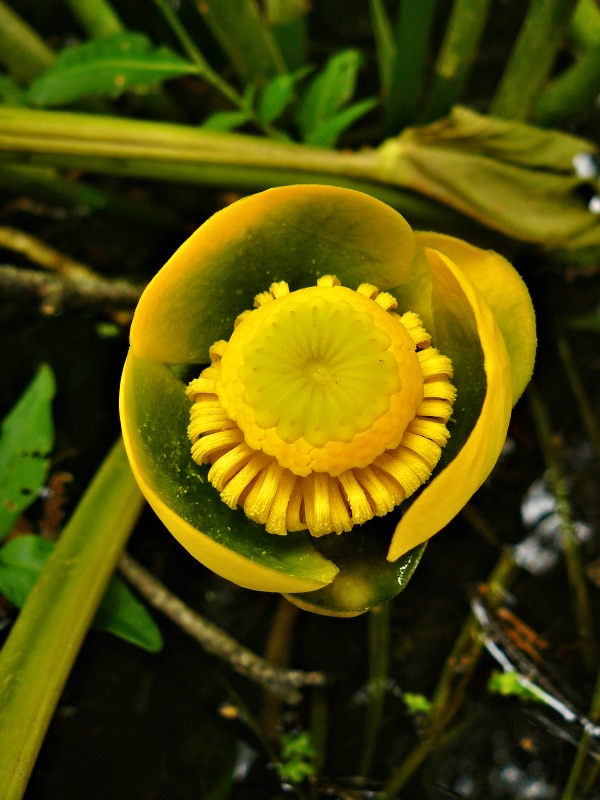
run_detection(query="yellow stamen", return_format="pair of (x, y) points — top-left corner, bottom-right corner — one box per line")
(187, 276), (456, 537)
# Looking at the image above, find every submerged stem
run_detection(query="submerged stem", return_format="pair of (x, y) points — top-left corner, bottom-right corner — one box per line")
(528, 383), (597, 671)
(359, 601), (392, 778)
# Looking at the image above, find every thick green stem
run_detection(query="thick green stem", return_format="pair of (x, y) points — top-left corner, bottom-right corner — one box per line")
(0, 0), (54, 82)
(359, 601), (391, 778)
(0, 106), (485, 237)
(490, 0), (579, 120)
(63, 0), (124, 38)
(528, 384), (597, 671)
(424, 0), (493, 121)
(0, 439), (144, 800)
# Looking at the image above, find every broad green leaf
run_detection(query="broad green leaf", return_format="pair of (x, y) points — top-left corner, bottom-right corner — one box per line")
(202, 110), (253, 131)
(0, 535), (163, 652)
(0, 365), (55, 541)
(305, 97), (378, 147)
(27, 32), (198, 107)
(257, 67), (311, 124)
(295, 49), (364, 139)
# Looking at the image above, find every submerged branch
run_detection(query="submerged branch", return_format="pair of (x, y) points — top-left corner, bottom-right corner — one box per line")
(0, 264), (142, 315)
(118, 552), (327, 704)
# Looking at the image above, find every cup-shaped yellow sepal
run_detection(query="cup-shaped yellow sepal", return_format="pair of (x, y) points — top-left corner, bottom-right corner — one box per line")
(416, 232), (536, 404)
(387, 248), (513, 561)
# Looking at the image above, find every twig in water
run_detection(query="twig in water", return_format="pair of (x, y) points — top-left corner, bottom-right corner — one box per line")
(118, 552), (327, 705)
(0, 264), (143, 315)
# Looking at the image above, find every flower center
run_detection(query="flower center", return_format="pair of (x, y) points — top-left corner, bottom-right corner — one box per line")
(215, 285), (424, 476)
(186, 276), (456, 538)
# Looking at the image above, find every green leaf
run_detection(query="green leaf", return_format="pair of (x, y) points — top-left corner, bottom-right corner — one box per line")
(0, 535), (163, 652)
(402, 692), (432, 715)
(196, 0), (285, 85)
(487, 671), (544, 703)
(305, 96), (378, 147)
(295, 49), (364, 140)
(93, 575), (163, 652)
(27, 32), (198, 107)
(202, 110), (253, 131)
(0, 364), (55, 541)
(369, 0), (395, 93)
(257, 67), (311, 124)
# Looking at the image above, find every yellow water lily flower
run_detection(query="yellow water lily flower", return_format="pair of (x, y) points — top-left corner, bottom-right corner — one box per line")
(120, 185), (536, 616)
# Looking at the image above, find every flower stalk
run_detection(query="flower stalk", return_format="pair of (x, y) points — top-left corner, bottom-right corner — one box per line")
(0, 106), (596, 251)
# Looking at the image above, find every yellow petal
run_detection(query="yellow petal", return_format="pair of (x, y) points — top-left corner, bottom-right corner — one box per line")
(387, 248), (512, 561)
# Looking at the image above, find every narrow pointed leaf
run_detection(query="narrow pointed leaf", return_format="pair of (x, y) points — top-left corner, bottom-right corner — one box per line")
(27, 33), (197, 107)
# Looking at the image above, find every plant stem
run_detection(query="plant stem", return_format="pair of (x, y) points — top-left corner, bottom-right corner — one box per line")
(0, 106), (485, 236)
(261, 598), (301, 738)
(490, 0), (579, 120)
(118, 553), (326, 704)
(557, 335), (600, 462)
(561, 653), (600, 798)
(424, 0), (493, 121)
(382, 548), (516, 796)
(568, 0), (600, 51)
(63, 0), (124, 38)
(151, 0), (288, 138)
(0, 439), (144, 800)
(528, 383), (597, 671)
(0, 0), (54, 82)
(359, 601), (391, 778)
(535, 46), (600, 126)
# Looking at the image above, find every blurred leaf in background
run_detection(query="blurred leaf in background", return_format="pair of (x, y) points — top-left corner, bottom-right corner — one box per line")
(0, 364), (55, 542)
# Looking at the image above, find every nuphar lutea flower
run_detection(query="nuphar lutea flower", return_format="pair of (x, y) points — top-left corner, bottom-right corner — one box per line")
(120, 186), (536, 616)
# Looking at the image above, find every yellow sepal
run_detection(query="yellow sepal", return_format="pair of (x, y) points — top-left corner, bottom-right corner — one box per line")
(387, 248), (512, 561)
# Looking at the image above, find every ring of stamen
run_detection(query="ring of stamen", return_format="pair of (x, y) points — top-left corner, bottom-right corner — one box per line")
(187, 276), (456, 538)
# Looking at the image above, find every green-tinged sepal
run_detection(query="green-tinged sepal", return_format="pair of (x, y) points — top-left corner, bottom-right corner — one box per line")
(120, 353), (338, 593)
